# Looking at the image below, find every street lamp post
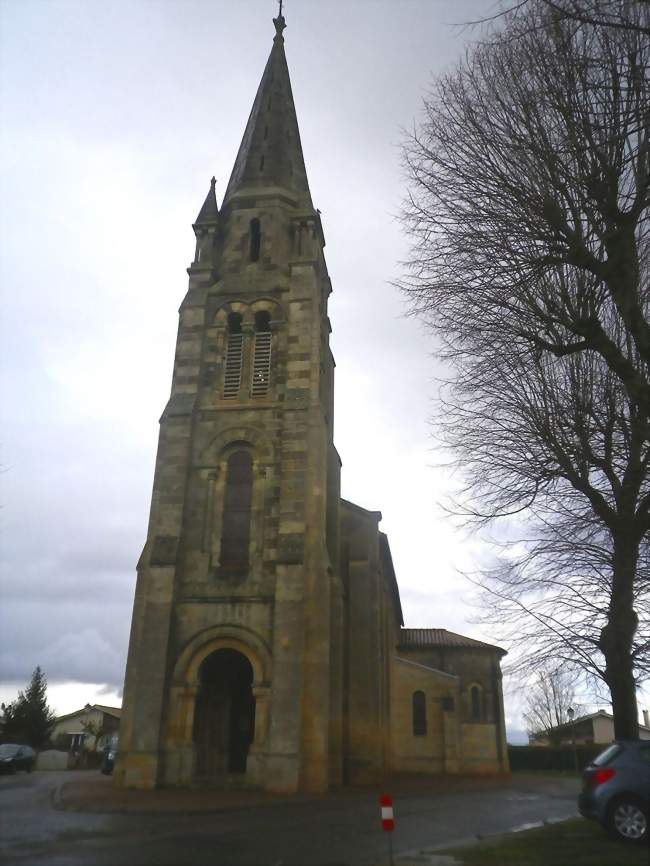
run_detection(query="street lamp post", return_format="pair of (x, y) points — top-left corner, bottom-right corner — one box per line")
(567, 707), (578, 772)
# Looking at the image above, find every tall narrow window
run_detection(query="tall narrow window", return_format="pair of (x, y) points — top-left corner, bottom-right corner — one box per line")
(470, 685), (482, 720)
(223, 313), (243, 399)
(249, 218), (261, 262)
(412, 690), (427, 736)
(251, 311), (271, 397)
(219, 450), (253, 571)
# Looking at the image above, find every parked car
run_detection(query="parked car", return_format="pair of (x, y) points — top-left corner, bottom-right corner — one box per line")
(0, 744), (35, 774)
(579, 740), (650, 843)
(100, 734), (118, 775)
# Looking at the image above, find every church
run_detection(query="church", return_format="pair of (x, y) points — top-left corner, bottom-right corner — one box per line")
(114, 11), (508, 793)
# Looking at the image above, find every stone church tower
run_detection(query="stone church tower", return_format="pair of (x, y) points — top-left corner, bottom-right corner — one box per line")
(115, 12), (508, 793)
(116, 12), (342, 793)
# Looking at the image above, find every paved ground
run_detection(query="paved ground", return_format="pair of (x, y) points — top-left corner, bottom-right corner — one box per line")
(0, 770), (580, 866)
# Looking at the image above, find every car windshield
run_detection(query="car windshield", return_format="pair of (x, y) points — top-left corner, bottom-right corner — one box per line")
(592, 743), (622, 766)
(0, 744), (20, 757)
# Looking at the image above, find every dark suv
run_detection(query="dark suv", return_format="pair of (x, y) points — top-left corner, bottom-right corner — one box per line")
(579, 740), (650, 843)
(0, 744), (35, 773)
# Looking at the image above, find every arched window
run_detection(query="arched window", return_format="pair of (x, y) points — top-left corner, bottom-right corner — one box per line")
(223, 313), (243, 399)
(249, 218), (261, 262)
(412, 690), (427, 736)
(470, 685), (482, 721)
(220, 450), (253, 571)
(251, 310), (272, 398)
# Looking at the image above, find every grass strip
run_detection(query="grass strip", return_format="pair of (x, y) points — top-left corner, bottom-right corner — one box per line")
(439, 818), (648, 866)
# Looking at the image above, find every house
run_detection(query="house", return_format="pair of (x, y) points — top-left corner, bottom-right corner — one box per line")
(50, 703), (121, 752)
(530, 709), (650, 745)
(115, 9), (509, 792)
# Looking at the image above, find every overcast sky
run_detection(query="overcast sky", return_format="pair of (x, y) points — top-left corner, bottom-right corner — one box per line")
(2, 0), (643, 740)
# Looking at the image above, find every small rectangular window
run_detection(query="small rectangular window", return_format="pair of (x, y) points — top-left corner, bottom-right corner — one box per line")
(251, 332), (271, 397)
(223, 333), (244, 398)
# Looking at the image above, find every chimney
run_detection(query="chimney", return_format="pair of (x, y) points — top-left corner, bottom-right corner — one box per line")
(643, 709), (649, 728)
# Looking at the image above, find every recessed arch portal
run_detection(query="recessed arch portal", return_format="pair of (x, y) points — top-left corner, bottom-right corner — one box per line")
(193, 648), (255, 777)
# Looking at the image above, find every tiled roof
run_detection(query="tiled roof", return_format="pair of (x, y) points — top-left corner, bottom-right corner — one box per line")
(94, 705), (121, 718)
(534, 709), (650, 735)
(54, 704), (122, 723)
(398, 628), (506, 655)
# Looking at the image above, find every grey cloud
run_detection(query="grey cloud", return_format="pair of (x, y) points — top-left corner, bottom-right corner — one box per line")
(0, 600), (130, 689)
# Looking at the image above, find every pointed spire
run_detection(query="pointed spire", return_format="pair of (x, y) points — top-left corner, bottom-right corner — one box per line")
(194, 176), (219, 226)
(223, 11), (312, 208)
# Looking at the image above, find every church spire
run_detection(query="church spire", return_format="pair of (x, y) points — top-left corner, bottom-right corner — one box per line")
(223, 9), (312, 208)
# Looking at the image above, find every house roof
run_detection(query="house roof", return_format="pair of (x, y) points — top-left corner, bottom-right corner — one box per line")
(54, 704), (122, 723)
(397, 628), (507, 655)
(94, 705), (122, 719)
(534, 709), (650, 736)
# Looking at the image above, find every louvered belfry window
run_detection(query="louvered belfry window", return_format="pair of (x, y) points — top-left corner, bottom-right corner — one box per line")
(223, 313), (244, 399)
(251, 310), (272, 398)
(220, 450), (253, 571)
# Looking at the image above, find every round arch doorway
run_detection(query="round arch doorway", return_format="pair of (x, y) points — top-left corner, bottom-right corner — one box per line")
(193, 648), (256, 779)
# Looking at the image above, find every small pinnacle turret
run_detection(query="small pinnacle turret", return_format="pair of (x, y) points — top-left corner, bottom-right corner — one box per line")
(194, 176), (219, 226)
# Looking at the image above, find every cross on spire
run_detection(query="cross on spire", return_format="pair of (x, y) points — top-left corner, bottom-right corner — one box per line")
(273, 0), (286, 37)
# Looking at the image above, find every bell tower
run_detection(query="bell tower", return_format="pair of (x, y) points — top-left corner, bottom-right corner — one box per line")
(115, 11), (342, 793)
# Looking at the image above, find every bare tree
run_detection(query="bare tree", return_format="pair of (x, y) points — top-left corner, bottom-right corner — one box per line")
(482, 1), (650, 36)
(523, 665), (582, 743)
(400, 1), (649, 737)
(532, 0), (650, 35)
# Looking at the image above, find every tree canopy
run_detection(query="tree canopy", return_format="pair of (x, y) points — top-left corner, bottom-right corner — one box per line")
(1, 667), (56, 748)
(400, 0), (649, 737)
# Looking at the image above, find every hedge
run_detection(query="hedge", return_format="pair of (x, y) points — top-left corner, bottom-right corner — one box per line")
(508, 744), (604, 772)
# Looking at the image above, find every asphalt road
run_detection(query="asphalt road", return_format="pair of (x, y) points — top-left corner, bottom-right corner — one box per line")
(0, 770), (580, 866)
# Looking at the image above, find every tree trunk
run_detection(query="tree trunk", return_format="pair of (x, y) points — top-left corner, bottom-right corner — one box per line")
(600, 530), (640, 739)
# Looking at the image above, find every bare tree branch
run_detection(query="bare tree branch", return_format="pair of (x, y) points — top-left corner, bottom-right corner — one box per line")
(399, 0), (650, 738)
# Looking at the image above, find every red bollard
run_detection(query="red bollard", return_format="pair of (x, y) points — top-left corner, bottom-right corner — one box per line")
(379, 793), (395, 865)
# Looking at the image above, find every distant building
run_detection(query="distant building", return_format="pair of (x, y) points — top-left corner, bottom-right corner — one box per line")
(115, 10), (509, 793)
(50, 704), (121, 752)
(530, 709), (650, 746)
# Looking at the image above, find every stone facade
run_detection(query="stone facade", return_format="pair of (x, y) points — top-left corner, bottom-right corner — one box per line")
(114, 14), (508, 793)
